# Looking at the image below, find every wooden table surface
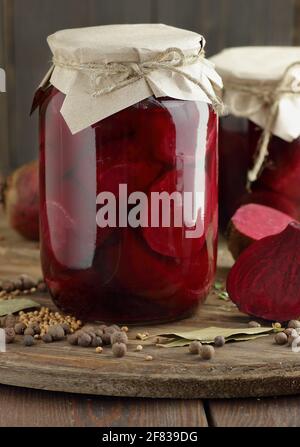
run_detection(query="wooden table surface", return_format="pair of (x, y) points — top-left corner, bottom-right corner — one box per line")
(1, 212), (300, 427)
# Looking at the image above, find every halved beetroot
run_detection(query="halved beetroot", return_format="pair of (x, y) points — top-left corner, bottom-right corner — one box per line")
(227, 222), (300, 321)
(228, 203), (296, 259)
(114, 229), (183, 298)
(142, 169), (206, 258)
(241, 189), (300, 221)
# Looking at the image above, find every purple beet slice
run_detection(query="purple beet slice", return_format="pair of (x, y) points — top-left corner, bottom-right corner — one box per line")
(228, 203), (295, 259)
(227, 222), (300, 321)
(97, 161), (162, 197)
(115, 229), (183, 298)
(142, 170), (206, 258)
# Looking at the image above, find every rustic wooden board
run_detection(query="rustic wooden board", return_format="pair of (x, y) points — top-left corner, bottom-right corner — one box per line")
(1, 212), (300, 399)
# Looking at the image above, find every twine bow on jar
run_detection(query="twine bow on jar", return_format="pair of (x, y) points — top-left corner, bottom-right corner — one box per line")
(52, 47), (224, 114)
(227, 62), (300, 185)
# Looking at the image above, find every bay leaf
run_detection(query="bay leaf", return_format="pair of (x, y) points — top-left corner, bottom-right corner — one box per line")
(0, 298), (41, 316)
(153, 326), (274, 342)
(157, 333), (271, 348)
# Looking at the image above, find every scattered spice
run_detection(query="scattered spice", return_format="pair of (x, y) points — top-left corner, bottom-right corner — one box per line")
(77, 332), (92, 347)
(95, 346), (103, 354)
(91, 336), (103, 348)
(189, 340), (202, 354)
(112, 342), (127, 357)
(42, 333), (53, 343)
(200, 345), (215, 360)
(23, 335), (35, 346)
(121, 326), (129, 333)
(5, 327), (15, 344)
(214, 335), (225, 347)
(248, 321), (261, 328)
(288, 320), (300, 329)
(14, 322), (26, 335)
(111, 331), (128, 345)
(145, 355), (153, 361)
(47, 324), (65, 341)
(275, 332), (288, 345)
(24, 327), (35, 336)
(135, 344), (143, 352)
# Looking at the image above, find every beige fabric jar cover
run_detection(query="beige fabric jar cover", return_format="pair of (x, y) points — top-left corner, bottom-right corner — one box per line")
(211, 47), (300, 182)
(39, 24), (223, 134)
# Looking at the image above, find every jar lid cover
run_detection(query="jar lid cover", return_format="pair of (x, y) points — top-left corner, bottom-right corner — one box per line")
(36, 24), (223, 134)
(210, 46), (300, 142)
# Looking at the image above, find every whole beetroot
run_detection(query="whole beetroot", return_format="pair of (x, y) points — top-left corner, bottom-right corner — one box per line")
(2, 160), (39, 241)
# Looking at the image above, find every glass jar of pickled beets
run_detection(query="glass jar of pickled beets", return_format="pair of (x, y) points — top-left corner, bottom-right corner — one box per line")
(36, 24), (222, 323)
(211, 46), (300, 227)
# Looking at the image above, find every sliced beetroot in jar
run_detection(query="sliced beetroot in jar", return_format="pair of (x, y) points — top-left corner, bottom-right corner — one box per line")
(227, 222), (300, 321)
(142, 169), (206, 258)
(228, 203), (296, 259)
(97, 161), (162, 196)
(135, 98), (176, 166)
(44, 181), (97, 270)
(249, 121), (300, 202)
(114, 229), (183, 298)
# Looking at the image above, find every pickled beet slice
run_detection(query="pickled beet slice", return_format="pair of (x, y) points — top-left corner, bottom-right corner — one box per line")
(227, 222), (300, 321)
(142, 170), (206, 258)
(227, 203), (295, 259)
(97, 161), (162, 196)
(114, 230), (182, 298)
(138, 107), (176, 165)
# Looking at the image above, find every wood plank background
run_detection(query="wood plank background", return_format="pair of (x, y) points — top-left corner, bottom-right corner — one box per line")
(0, 0), (298, 175)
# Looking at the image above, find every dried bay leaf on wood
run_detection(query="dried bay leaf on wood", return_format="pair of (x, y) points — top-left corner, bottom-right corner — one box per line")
(0, 298), (41, 316)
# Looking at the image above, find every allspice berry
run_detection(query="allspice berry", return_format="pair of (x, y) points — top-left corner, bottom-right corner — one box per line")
(5, 327), (15, 344)
(29, 322), (41, 335)
(102, 332), (113, 345)
(112, 342), (127, 357)
(248, 321), (261, 328)
(24, 327), (35, 336)
(200, 345), (215, 360)
(24, 335), (35, 346)
(2, 281), (15, 293)
(14, 322), (26, 335)
(61, 323), (71, 335)
(67, 333), (79, 346)
(5, 314), (16, 328)
(20, 274), (36, 290)
(42, 333), (53, 343)
(189, 340), (202, 355)
(214, 336), (225, 347)
(275, 332), (288, 345)
(91, 336), (103, 348)
(288, 320), (300, 329)
(48, 324), (65, 341)
(77, 332), (92, 347)
(284, 328), (294, 337)
(110, 331), (128, 345)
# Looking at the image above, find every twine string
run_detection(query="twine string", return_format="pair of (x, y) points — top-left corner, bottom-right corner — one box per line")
(53, 47), (224, 114)
(226, 62), (300, 185)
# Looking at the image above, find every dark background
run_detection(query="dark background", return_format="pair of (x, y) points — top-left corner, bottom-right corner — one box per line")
(0, 0), (299, 174)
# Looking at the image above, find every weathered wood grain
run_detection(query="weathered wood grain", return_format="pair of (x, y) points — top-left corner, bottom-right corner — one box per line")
(0, 385), (207, 427)
(208, 397), (300, 427)
(0, 211), (300, 399)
